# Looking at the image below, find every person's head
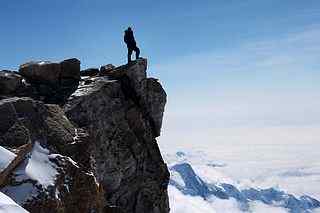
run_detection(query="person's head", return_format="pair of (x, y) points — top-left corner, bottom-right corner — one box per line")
(128, 27), (132, 31)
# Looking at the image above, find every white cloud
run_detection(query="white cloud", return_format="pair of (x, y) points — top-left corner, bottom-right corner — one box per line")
(168, 186), (243, 213)
(156, 25), (320, 150)
(250, 201), (288, 213)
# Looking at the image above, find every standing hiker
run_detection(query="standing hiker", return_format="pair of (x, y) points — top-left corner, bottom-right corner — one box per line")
(124, 27), (140, 63)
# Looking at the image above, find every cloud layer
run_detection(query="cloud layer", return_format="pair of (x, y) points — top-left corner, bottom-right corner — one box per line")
(156, 25), (320, 149)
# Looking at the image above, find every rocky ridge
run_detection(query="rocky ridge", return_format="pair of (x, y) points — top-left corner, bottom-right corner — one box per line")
(0, 58), (170, 213)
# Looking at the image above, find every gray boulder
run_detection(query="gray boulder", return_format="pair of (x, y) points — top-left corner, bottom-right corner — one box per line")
(0, 70), (23, 95)
(19, 61), (61, 84)
(19, 58), (80, 84)
(17, 58), (81, 104)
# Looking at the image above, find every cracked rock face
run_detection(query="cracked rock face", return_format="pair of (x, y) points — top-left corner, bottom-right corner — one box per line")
(65, 59), (169, 213)
(0, 58), (169, 213)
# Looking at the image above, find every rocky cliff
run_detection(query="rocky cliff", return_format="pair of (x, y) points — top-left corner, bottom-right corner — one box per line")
(0, 58), (170, 213)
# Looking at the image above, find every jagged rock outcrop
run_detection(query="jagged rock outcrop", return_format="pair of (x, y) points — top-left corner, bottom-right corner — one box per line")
(65, 59), (169, 213)
(0, 58), (169, 213)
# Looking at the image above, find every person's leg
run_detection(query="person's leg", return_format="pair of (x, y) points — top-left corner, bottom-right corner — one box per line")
(128, 47), (133, 63)
(134, 46), (140, 60)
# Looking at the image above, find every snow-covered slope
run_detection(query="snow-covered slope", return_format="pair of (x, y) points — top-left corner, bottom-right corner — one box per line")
(0, 147), (16, 172)
(0, 192), (29, 213)
(167, 151), (320, 213)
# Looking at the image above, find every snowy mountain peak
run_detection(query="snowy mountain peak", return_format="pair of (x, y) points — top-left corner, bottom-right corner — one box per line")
(169, 154), (320, 213)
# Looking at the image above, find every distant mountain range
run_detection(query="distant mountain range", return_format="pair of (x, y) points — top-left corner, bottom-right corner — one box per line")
(169, 152), (320, 213)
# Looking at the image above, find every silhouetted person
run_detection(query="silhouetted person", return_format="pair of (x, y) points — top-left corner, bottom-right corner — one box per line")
(124, 27), (140, 63)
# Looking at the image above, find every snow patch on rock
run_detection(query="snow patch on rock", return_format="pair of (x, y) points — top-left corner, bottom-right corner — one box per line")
(171, 171), (186, 187)
(25, 142), (58, 187)
(0, 147), (16, 172)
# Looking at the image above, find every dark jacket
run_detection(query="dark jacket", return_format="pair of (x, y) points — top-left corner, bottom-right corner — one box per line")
(124, 29), (136, 47)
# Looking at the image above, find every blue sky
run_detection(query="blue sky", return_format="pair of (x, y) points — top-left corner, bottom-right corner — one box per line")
(1, 0), (319, 69)
(1, 0), (320, 147)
